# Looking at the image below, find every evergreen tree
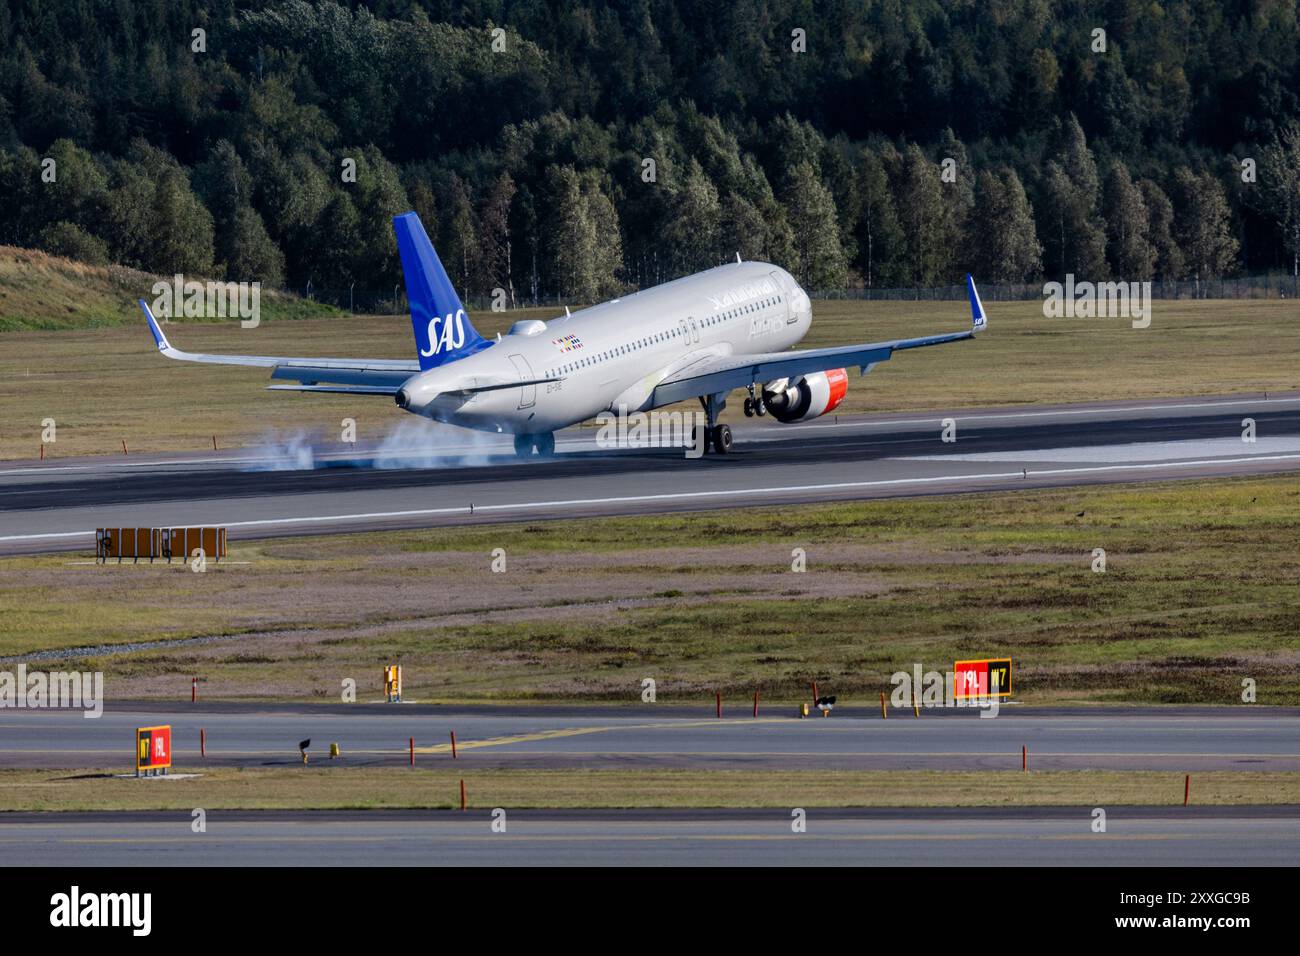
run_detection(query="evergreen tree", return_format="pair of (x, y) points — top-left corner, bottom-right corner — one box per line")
(1138, 179), (1185, 281)
(479, 171), (518, 306)
(1174, 169), (1239, 295)
(1256, 124), (1300, 278)
(781, 161), (847, 291)
(893, 144), (946, 287)
(1036, 116), (1107, 279)
(1102, 161), (1156, 279)
(969, 168), (1042, 283)
(661, 158), (721, 275)
(854, 147), (903, 288)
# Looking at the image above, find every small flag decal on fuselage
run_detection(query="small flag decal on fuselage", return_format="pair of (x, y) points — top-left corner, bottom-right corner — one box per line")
(552, 334), (584, 352)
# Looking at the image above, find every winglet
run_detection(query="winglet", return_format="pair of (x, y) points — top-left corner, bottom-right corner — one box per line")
(966, 274), (987, 333)
(139, 299), (171, 352)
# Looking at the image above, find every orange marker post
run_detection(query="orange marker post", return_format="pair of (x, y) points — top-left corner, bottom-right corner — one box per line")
(1022, 745), (1027, 772)
(200, 728), (206, 758)
(450, 730), (458, 759)
(879, 691), (887, 719)
(753, 691), (759, 718)
(459, 779), (467, 811)
(409, 737), (414, 766)
(715, 691), (721, 719)
(1184, 774), (1190, 806)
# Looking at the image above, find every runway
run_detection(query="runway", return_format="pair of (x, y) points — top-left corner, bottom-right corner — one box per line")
(1, 705), (1296, 771)
(2, 392), (1299, 555)
(2, 807), (1296, 865)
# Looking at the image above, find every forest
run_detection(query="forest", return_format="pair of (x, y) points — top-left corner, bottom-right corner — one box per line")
(1, 0), (1298, 306)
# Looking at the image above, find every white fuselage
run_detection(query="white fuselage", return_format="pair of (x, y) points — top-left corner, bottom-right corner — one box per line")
(399, 262), (812, 434)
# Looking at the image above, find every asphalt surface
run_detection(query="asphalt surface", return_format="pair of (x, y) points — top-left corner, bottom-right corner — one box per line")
(1, 705), (1296, 771)
(3, 807), (1296, 865)
(2, 393), (1300, 555)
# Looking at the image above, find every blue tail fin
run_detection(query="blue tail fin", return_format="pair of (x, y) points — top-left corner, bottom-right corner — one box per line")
(394, 211), (491, 370)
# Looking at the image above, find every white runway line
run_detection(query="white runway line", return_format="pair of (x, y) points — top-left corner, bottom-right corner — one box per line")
(5, 450), (1300, 543)
(904, 436), (1300, 464)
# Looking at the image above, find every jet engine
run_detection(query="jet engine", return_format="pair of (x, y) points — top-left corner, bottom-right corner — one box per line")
(762, 368), (848, 423)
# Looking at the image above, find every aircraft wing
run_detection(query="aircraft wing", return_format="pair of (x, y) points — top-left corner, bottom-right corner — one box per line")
(140, 299), (419, 392)
(651, 274), (987, 406)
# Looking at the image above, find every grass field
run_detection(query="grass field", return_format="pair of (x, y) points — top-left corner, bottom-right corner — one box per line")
(1, 282), (1297, 459)
(3, 475), (1297, 705)
(2, 767), (1295, 811)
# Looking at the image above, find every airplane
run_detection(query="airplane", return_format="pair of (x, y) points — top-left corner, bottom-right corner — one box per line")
(140, 211), (987, 457)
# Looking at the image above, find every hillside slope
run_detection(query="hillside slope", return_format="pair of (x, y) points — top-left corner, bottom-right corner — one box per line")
(0, 247), (339, 331)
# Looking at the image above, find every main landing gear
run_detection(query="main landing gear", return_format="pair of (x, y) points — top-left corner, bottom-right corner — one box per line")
(742, 384), (767, 418)
(513, 432), (555, 458)
(696, 392), (733, 455)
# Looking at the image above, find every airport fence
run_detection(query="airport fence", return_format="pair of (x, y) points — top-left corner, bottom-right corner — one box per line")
(811, 274), (1300, 302)
(296, 273), (1300, 315)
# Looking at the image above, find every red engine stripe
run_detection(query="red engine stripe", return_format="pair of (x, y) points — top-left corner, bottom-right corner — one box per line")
(825, 367), (848, 412)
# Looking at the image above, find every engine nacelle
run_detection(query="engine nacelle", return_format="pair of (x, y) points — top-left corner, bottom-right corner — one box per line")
(763, 368), (848, 423)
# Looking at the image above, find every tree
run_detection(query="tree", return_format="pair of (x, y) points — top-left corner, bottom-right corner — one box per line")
(479, 171), (517, 305)
(854, 147), (903, 288)
(1256, 124), (1300, 277)
(581, 171), (624, 299)
(969, 168), (1042, 283)
(103, 142), (214, 276)
(38, 221), (109, 265)
(442, 174), (480, 296)
(1138, 179), (1185, 281)
(1036, 116), (1107, 279)
(225, 207), (286, 286)
(893, 144), (947, 286)
(543, 165), (623, 302)
(781, 161), (847, 290)
(661, 158), (720, 275)
(1102, 161), (1156, 279)
(194, 141), (282, 283)
(1174, 169), (1239, 295)
(718, 194), (767, 263)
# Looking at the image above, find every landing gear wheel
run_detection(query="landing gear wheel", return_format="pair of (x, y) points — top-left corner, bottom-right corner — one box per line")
(513, 434), (533, 457)
(743, 397), (755, 417)
(710, 423), (733, 454)
(755, 398), (767, 417)
(535, 432), (555, 457)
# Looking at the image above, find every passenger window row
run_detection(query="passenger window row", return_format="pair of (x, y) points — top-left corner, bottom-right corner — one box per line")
(545, 295), (782, 378)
